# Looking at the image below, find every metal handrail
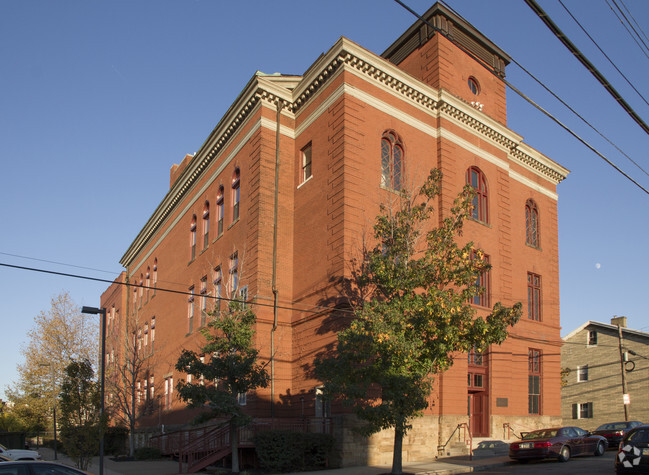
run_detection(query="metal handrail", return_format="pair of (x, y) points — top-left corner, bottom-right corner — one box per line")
(438, 422), (472, 458)
(503, 422), (521, 440)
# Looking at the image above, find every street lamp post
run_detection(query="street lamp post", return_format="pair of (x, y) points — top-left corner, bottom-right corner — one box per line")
(81, 306), (106, 475)
(38, 363), (57, 460)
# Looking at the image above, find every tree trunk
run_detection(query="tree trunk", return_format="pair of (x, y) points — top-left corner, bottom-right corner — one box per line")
(392, 427), (404, 475)
(230, 422), (240, 474)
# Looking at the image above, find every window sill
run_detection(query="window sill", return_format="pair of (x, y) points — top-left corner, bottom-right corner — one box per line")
(228, 218), (239, 230)
(525, 243), (542, 251)
(212, 233), (223, 244)
(297, 175), (313, 189)
(468, 216), (491, 228)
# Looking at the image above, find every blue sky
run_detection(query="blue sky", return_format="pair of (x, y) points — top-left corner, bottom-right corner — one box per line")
(1, 0), (648, 399)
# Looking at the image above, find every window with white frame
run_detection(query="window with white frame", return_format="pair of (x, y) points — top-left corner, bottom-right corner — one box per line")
(301, 143), (312, 183)
(200, 276), (208, 327)
(237, 392), (247, 406)
(572, 402), (593, 419)
(588, 330), (598, 346)
(577, 365), (589, 382)
(164, 376), (174, 410)
(188, 286), (195, 333)
(213, 266), (222, 312)
(230, 252), (238, 297)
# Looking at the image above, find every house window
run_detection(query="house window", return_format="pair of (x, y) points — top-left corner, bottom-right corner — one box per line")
(468, 345), (484, 366)
(149, 376), (154, 400)
(467, 167), (488, 223)
(528, 349), (541, 414)
(216, 186), (224, 237)
(527, 273), (542, 321)
(188, 286), (195, 333)
(232, 168), (240, 222)
(588, 330), (597, 346)
(301, 143), (312, 183)
(472, 252), (490, 307)
(572, 402), (593, 419)
(132, 287), (137, 315)
(238, 286), (248, 308)
(577, 365), (589, 382)
(230, 252), (238, 297)
(380, 130), (403, 191)
(190, 215), (197, 261)
(144, 322), (149, 355)
(203, 202), (210, 249)
(237, 392), (247, 406)
(164, 376), (174, 410)
(153, 259), (158, 296)
(213, 266), (222, 312)
(200, 276), (208, 327)
(146, 268), (150, 302)
(150, 316), (155, 354)
(139, 275), (143, 308)
(525, 199), (539, 248)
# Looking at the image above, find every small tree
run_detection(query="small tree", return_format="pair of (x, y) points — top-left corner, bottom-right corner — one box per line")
(175, 301), (269, 474)
(59, 359), (102, 471)
(315, 169), (522, 475)
(107, 308), (153, 457)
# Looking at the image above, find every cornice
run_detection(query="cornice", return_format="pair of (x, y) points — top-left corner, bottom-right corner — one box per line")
(121, 37), (569, 268)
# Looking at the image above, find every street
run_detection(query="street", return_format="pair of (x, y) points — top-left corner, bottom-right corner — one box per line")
(479, 451), (617, 474)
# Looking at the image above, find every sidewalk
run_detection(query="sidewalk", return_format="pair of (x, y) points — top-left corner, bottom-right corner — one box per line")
(38, 447), (512, 475)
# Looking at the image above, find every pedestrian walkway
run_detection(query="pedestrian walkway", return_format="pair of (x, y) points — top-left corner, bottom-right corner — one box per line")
(38, 447), (511, 475)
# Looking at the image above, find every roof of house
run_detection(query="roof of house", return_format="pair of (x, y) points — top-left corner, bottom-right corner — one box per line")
(563, 320), (649, 342)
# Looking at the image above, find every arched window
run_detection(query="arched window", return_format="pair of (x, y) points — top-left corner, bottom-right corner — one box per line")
(202, 201), (210, 249)
(232, 168), (240, 222)
(153, 259), (158, 295)
(380, 131), (403, 191)
(467, 167), (488, 223)
(190, 215), (197, 260)
(525, 199), (539, 248)
(216, 186), (224, 237)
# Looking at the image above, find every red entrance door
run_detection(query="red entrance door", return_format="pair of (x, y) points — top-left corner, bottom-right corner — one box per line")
(469, 392), (488, 437)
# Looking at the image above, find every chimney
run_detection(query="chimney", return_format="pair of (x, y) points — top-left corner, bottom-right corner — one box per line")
(169, 154), (195, 189)
(611, 316), (627, 328)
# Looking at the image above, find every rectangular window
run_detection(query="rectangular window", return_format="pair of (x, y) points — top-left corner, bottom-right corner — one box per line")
(238, 286), (248, 308)
(150, 316), (155, 354)
(164, 376), (173, 410)
(217, 192), (224, 237)
(528, 349), (541, 414)
(232, 170), (240, 222)
(301, 143), (312, 183)
(237, 392), (247, 406)
(527, 273), (542, 321)
(577, 365), (589, 382)
(315, 386), (330, 418)
(588, 330), (598, 346)
(572, 402), (593, 419)
(188, 286), (195, 333)
(468, 345), (483, 366)
(472, 252), (490, 307)
(213, 266), (222, 312)
(200, 276), (208, 327)
(230, 252), (238, 297)
(203, 208), (210, 249)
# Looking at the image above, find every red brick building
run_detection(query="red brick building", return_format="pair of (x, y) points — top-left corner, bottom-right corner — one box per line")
(101, 3), (568, 466)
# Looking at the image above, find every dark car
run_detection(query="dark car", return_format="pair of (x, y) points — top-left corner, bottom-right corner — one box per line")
(592, 421), (643, 448)
(0, 461), (92, 475)
(509, 426), (607, 463)
(615, 424), (649, 474)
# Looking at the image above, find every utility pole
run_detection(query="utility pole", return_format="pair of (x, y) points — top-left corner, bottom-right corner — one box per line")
(617, 323), (629, 421)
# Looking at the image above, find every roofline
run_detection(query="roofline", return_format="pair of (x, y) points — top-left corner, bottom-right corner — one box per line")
(563, 320), (649, 341)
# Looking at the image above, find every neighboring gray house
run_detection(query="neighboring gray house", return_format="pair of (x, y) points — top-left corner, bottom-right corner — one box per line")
(562, 317), (649, 430)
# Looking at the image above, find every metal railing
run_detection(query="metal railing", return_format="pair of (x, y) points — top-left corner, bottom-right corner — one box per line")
(438, 422), (472, 460)
(503, 422), (522, 440)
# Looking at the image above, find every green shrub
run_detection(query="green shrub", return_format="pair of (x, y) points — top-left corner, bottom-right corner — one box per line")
(254, 430), (336, 472)
(104, 426), (129, 455)
(134, 446), (162, 460)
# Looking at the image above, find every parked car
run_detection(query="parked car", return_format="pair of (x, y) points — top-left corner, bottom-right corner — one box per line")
(0, 461), (92, 474)
(509, 426), (607, 462)
(0, 444), (40, 461)
(615, 424), (649, 474)
(592, 421), (644, 448)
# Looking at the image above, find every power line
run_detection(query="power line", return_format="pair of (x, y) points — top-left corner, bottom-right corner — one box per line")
(524, 0), (649, 136)
(607, 0), (649, 59)
(0, 262), (354, 318)
(618, 0), (649, 48)
(558, 0), (649, 109)
(394, 0), (649, 195)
